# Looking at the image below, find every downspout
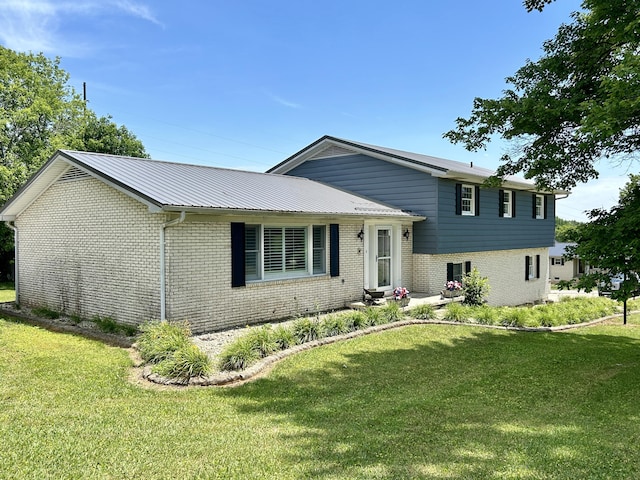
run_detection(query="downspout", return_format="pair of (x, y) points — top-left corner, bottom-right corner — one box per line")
(160, 211), (185, 321)
(6, 221), (18, 305)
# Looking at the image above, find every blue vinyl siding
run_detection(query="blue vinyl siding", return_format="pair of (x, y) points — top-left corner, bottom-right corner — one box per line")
(435, 180), (555, 254)
(287, 154), (555, 254)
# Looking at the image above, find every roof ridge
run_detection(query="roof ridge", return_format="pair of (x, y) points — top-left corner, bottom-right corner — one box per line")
(59, 150), (315, 183)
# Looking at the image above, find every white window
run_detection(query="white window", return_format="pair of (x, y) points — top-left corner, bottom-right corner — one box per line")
(461, 184), (474, 216)
(535, 195), (544, 219)
(452, 263), (463, 282)
(503, 190), (512, 218)
(528, 256), (535, 279)
(246, 225), (326, 281)
(312, 225), (326, 275)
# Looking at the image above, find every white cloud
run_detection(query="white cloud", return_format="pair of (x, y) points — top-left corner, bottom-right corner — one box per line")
(267, 92), (302, 109)
(0, 0), (161, 56)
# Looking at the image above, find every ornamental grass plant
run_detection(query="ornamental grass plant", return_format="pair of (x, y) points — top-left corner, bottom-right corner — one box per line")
(136, 320), (192, 364)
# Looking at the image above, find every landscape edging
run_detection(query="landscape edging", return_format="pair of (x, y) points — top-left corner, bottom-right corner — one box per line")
(142, 312), (627, 388)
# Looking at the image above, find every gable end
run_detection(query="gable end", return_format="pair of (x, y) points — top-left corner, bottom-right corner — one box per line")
(309, 144), (355, 160)
(56, 166), (92, 183)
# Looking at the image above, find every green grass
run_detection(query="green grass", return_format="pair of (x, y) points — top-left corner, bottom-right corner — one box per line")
(2, 312), (640, 478)
(0, 282), (14, 303)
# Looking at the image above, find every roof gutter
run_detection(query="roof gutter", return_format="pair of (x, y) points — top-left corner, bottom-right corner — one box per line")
(6, 222), (18, 305)
(160, 211), (186, 321)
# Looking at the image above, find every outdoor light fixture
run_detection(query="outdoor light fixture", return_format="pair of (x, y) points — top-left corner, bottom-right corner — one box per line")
(403, 228), (410, 240)
(357, 228), (364, 241)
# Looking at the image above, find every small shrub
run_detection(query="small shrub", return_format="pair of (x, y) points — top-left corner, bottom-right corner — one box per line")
(92, 315), (119, 334)
(321, 314), (350, 337)
(272, 325), (297, 350)
(245, 325), (279, 357)
(462, 267), (491, 306)
(409, 303), (435, 320)
(218, 336), (260, 371)
(444, 302), (470, 322)
(153, 344), (212, 379)
(137, 320), (191, 364)
(342, 310), (368, 331)
(32, 306), (60, 319)
(499, 307), (532, 327)
(535, 306), (559, 327)
(474, 305), (497, 325)
(292, 317), (324, 344)
(380, 301), (403, 323)
(363, 307), (382, 326)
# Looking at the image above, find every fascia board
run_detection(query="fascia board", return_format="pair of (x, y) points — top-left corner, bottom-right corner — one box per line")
(269, 136), (448, 177)
(0, 151), (165, 220)
(0, 155), (69, 218)
(161, 205), (425, 222)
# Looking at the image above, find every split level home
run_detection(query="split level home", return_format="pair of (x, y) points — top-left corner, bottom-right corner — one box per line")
(268, 136), (564, 308)
(0, 137), (564, 333)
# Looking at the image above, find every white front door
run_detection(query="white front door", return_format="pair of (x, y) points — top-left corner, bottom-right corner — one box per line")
(376, 227), (392, 289)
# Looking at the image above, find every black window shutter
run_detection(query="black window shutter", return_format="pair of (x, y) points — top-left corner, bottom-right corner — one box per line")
(455, 183), (462, 215)
(475, 186), (480, 216)
(447, 262), (454, 282)
(543, 195), (548, 219)
(512, 191), (516, 217)
(498, 189), (504, 217)
(525, 256), (531, 281)
(465, 261), (472, 274)
(536, 254), (541, 278)
(532, 194), (537, 218)
(330, 224), (339, 277)
(230, 222), (246, 288)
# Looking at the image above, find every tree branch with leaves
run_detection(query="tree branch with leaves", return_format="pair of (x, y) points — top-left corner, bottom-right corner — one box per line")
(444, 0), (640, 191)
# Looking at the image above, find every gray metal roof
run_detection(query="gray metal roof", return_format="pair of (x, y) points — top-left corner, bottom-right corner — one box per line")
(549, 242), (575, 257)
(269, 135), (561, 193)
(0, 150), (423, 220)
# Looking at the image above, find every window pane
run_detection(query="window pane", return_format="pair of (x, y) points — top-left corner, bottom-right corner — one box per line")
(453, 263), (463, 282)
(462, 185), (473, 214)
(264, 227), (283, 272)
(245, 225), (260, 280)
(285, 227), (306, 272)
(378, 258), (391, 288)
(503, 191), (511, 216)
(313, 225), (326, 274)
(377, 229), (391, 257)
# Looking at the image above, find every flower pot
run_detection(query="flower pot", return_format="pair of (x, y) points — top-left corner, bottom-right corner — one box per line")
(442, 290), (463, 299)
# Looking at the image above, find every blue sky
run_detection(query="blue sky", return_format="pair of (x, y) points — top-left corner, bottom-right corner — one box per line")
(0, 0), (633, 221)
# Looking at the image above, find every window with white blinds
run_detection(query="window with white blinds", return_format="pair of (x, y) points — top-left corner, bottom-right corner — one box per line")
(246, 225), (327, 280)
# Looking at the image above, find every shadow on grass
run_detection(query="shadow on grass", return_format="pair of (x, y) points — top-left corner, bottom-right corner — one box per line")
(224, 325), (640, 479)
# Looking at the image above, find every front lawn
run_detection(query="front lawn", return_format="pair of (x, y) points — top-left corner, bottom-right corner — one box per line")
(1, 311), (640, 479)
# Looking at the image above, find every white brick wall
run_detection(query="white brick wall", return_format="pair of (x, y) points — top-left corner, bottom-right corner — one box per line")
(16, 178), (163, 325)
(166, 221), (366, 333)
(413, 247), (549, 306)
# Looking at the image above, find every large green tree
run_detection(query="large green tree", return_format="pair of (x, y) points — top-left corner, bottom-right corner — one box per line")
(0, 46), (147, 279)
(565, 175), (640, 322)
(444, 0), (640, 191)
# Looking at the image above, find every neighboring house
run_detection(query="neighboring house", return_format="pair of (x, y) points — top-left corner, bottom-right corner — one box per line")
(0, 150), (422, 333)
(549, 242), (586, 283)
(268, 136), (565, 306)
